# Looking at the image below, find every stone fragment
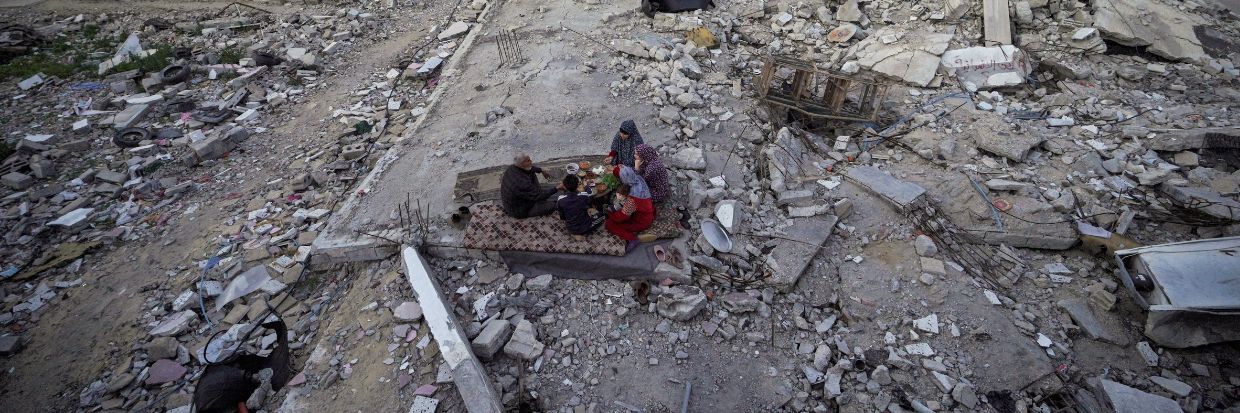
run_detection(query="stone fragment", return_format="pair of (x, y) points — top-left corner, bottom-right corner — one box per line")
(1136, 341), (1159, 367)
(525, 274), (553, 290)
(985, 179), (1033, 191)
(393, 301), (423, 321)
(919, 257), (946, 276)
(502, 320), (544, 360)
(930, 371), (955, 392)
(409, 395), (440, 413)
(1100, 379), (1183, 413)
(145, 359), (187, 386)
(0, 335), (22, 356)
(655, 286), (707, 321)
(913, 235), (937, 257)
(437, 21), (472, 40)
(952, 383), (978, 408)
(913, 314), (939, 334)
(146, 337), (180, 360)
(613, 39), (648, 58)
(1, 172), (33, 190)
(1149, 376), (1192, 397)
(471, 319), (513, 359)
(150, 310), (196, 336)
(836, 0), (862, 22)
(720, 292), (759, 313)
(672, 147), (706, 170)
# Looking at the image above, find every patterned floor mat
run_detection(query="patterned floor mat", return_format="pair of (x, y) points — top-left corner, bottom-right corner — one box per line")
(463, 204), (682, 256)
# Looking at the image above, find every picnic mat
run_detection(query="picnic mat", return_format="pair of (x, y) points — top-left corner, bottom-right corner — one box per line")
(462, 204), (683, 256)
(454, 155), (606, 204)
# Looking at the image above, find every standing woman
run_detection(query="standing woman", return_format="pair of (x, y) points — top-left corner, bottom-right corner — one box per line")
(634, 144), (669, 204)
(603, 120), (644, 168)
(606, 166), (656, 252)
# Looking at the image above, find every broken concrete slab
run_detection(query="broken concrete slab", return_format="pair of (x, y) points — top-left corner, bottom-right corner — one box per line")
(150, 310), (197, 336)
(766, 216), (839, 292)
(400, 247), (503, 413)
(764, 127), (821, 192)
(438, 21), (472, 40)
(852, 28), (954, 87)
(111, 104), (151, 129)
(1099, 379), (1184, 413)
(1057, 298), (1127, 345)
(612, 39), (649, 58)
(1093, 0), (1207, 61)
(1145, 128), (1240, 152)
(940, 45), (1034, 89)
(844, 166), (926, 210)
(973, 129), (1044, 162)
(1158, 184), (1240, 222)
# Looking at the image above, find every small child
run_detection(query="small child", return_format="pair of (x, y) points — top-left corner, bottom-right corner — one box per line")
(556, 175), (605, 240)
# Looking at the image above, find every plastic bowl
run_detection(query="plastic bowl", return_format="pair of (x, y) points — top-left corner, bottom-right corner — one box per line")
(701, 219), (733, 253)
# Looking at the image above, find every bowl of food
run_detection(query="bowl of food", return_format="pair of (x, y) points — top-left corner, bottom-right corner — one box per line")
(591, 165), (606, 175)
(579, 161), (591, 170)
(565, 163), (580, 175)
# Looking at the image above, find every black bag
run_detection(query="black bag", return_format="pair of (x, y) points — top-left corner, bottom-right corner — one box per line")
(193, 312), (292, 413)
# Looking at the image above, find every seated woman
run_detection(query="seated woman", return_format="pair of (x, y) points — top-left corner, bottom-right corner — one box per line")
(634, 143), (669, 204)
(603, 120), (644, 168)
(606, 166), (656, 252)
(556, 175), (605, 240)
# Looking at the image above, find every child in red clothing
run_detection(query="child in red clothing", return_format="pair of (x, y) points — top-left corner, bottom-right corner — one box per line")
(606, 166), (656, 252)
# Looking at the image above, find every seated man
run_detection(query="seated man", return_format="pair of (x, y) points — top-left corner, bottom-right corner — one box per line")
(556, 175), (605, 240)
(500, 154), (560, 218)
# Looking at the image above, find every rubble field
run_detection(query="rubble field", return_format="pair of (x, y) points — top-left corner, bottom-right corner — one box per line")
(1, 0), (1240, 412)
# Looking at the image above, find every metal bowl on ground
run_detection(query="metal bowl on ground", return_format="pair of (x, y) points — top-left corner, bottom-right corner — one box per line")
(701, 219), (733, 253)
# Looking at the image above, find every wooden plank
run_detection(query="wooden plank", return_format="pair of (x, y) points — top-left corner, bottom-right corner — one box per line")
(983, 0), (1012, 45)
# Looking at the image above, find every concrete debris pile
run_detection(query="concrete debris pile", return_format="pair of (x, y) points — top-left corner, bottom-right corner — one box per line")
(1, 0), (1239, 412)
(0, 3), (449, 412)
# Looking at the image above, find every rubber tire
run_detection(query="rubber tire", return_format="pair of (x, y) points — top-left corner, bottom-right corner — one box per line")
(113, 127), (150, 148)
(160, 64), (190, 85)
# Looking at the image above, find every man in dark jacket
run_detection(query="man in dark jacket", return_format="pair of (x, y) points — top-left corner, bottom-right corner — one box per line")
(501, 154), (560, 218)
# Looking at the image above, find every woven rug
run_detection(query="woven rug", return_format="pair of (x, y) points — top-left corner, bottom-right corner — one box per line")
(464, 205), (627, 256)
(463, 204), (683, 256)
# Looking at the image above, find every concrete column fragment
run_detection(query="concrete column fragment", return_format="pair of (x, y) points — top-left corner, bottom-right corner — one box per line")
(401, 246), (502, 413)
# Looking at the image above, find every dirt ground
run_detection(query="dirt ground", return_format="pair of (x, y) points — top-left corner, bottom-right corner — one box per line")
(0, 1), (450, 411)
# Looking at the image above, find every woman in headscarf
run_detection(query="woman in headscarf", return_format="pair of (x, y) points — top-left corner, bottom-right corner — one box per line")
(606, 165), (656, 252)
(604, 120), (644, 168)
(634, 143), (669, 204)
